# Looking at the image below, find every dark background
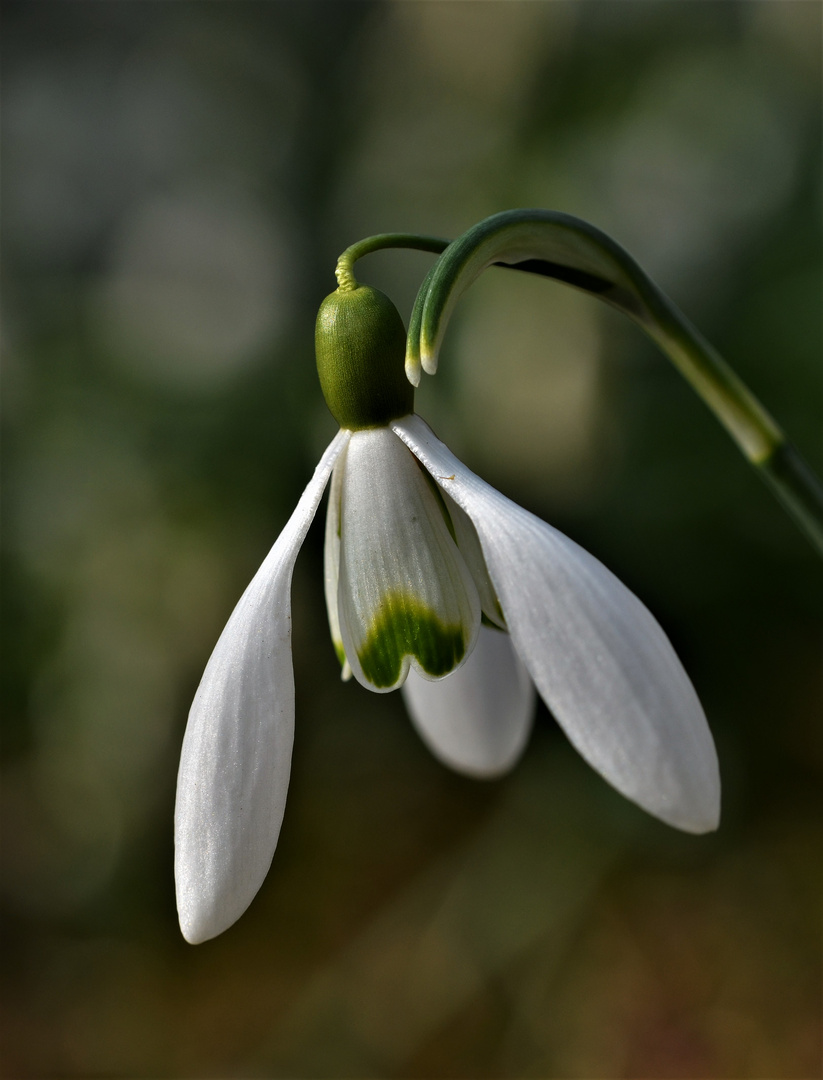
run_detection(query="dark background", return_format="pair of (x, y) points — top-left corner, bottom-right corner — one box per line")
(2, 2), (821, 1076)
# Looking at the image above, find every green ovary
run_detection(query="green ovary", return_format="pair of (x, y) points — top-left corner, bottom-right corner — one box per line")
(356, 592), (467, 689)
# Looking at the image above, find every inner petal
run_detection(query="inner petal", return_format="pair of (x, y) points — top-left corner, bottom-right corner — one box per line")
(323, 447), (352, 679)
(337, 427), (480, 692)
(444, 491), (506, 630)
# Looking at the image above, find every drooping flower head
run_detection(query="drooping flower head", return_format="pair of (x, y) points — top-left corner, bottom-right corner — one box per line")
(317, 282), (497, 695)
(174, 215), (724, 945)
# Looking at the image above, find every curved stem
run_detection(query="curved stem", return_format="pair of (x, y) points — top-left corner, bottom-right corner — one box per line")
(400, 210), (823, 557)
(335, 233), (449, 291)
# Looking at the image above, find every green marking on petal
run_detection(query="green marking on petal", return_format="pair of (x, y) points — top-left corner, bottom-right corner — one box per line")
(333, 639), (347, 667)
(356, 591), (467, 689)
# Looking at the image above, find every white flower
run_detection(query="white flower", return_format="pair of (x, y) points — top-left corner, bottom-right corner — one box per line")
(175, 409), (719, 944)
(174, 282), (719, 944)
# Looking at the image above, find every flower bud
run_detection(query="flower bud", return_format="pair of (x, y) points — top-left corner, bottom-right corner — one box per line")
(316, 285), (413, 430)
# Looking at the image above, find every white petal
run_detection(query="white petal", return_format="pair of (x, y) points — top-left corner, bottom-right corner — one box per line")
(402, 624), (535, 778)
(393, 415), (720, 833)
(323, 446), (350, 676)
(337, 427), (480, 693)
(445, 493), (506, 628)
(174, 429), (351, 944)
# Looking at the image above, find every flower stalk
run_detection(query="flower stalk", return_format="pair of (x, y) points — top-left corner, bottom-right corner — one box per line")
(340, 210), (823, 557)
(335, 233), (450, 292)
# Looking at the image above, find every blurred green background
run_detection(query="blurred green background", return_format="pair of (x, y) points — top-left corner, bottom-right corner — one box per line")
(2, 2), (821, 1076)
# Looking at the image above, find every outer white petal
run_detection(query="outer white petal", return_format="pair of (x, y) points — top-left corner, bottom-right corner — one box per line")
(393, 415), (720, 833)
(337, 427), (480, 693)
(402, 624), (535, 778)
(174, 429), (350, 944)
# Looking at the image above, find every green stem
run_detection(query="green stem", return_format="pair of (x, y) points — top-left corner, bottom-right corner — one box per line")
(337, 215), (823, 556)
(335, 233), (449, 291)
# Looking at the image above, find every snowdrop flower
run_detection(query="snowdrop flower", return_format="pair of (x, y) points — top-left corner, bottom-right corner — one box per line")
(175, 282), (720, 944)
